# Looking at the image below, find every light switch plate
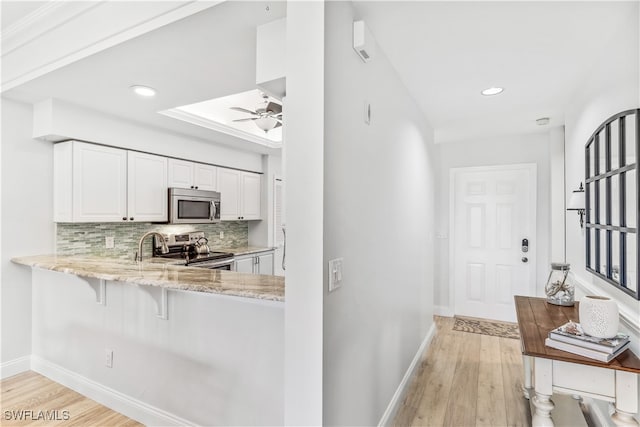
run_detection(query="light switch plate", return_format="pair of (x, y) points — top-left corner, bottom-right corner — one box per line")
(328, 258), (344, 292)
(105, 236), (115, 249)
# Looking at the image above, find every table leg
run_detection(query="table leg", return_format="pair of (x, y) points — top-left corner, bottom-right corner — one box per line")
(532, 357), (555, 427)
(612, 370), (639, 426)
(523, 355), (533, 399)
(532, 393), (555, 427)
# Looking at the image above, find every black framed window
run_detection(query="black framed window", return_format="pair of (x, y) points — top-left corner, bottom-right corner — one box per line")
(585, 108), (640, 300)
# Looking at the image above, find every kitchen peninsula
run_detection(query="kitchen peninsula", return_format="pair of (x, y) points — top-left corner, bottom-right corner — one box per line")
(12, 254), (284, 301)
(12, 255), (285, 426)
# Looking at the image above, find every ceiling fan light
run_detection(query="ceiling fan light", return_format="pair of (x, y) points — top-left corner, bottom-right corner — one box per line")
(254, 116), (278, 132)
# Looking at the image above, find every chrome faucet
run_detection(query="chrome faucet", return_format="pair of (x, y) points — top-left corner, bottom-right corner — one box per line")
(135, 231), (169, 262)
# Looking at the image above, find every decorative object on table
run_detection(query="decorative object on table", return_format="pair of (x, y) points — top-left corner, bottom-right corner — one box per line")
(544, 262), (574, 306)
(544, 336), (630, 363)
(452, 316), (520, 339)
(548, 320), (629, 354)
(579, 295), (620, 339)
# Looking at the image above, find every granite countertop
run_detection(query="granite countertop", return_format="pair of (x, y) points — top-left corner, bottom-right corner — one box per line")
(11, 255), (284, 302)
(222, 246), (276, 256)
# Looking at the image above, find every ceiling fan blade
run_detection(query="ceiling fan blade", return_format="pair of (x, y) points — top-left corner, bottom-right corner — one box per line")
(265, 102), (282, 114)
(230, 107), (258, 115)
(274, 121), (282, 129)
(232, 118), (258, 122)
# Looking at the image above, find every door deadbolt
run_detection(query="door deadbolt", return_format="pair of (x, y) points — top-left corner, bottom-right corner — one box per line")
(522, 238), (529, 253)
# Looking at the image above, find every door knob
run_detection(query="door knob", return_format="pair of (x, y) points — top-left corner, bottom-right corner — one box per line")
(522, 257), (529, 263)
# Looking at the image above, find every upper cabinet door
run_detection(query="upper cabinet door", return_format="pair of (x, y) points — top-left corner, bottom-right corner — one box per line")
(127, 151), (168, 222)
(218, 168), (241, 220)
(167, 158), (194, 189)
(194, 163), (218, 191)
(241, 172), (261, 220)
(72, 142), (127, 222)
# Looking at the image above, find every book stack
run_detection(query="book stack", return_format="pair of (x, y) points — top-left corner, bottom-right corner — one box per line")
(545, 320), (630, 363)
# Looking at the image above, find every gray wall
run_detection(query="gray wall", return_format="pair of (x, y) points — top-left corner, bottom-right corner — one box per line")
(323, 2), (436, 425)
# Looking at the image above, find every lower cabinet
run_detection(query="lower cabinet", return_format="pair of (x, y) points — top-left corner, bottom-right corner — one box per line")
(234, 251), (274, 275)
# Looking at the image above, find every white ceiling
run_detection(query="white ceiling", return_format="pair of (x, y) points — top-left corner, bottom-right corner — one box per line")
(2, 1), (638, 148)
(354, 1), (639, 143)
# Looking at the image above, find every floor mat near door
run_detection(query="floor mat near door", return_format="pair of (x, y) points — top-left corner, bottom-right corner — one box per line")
(452, 315), (520, 339)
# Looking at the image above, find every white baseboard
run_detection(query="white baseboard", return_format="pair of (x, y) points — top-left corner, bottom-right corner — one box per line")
(31, 356), (195, 426)
(377, 322), (437, 427)
(0, 356), (31, 379)
(434, 305), (454, 317)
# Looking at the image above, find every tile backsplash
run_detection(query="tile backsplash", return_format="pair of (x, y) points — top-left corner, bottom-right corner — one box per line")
(56, 222), (248, 260)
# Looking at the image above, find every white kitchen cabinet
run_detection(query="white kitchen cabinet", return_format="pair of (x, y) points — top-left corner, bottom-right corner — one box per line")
(127, 151), (168, 222)
(235, 257), (255, 274)
(54, 141), (167, 222)
(168, 158), (217, 191)
(233, 250), (274, 275)
(218, 168), (262, 220)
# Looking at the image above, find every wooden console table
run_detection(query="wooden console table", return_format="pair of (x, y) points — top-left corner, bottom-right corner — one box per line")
(514, 296), (640, 427)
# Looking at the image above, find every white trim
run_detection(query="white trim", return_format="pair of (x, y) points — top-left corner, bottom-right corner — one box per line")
(449, 163), (538, 318)
(2, 1), (223, 91)
(377, 322), (437, 427)
(434, 305), (454, 317)
(0, 356), (31, 380)
(31, 356), (195, 427)
(572, 273), (640, 335)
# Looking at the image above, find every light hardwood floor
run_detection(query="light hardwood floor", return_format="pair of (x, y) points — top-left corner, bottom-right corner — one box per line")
(0, 371), (141, 426)
(393, 316), (531, 427)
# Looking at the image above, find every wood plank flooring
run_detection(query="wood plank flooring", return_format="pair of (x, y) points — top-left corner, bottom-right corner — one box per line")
(393, 316), (531, 427)
(0, 371), (141, 426)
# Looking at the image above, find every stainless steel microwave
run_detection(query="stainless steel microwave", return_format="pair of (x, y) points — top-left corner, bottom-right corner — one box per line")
(168, 188), (221, 224)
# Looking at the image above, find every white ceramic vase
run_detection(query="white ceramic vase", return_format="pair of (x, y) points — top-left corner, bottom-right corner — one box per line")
(579, 295), (619, 338)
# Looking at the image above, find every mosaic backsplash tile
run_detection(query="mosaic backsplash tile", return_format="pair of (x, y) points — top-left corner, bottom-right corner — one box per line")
(56, 222), (249, 260)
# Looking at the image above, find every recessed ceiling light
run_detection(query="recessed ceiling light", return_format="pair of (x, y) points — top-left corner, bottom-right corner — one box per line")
(481, 87), (504, 96)
(130, 85), (156, 97)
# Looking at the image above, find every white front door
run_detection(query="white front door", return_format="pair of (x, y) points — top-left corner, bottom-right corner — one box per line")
(451, 164), (537, 322)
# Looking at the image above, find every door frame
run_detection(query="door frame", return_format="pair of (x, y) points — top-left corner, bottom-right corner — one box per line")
(448, 163), (537, 317)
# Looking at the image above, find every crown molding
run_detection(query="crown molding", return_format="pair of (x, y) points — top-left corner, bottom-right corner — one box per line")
(159, 108), (283, 149)
(1, 1), (223, 92)
(1, 1), (101, 56)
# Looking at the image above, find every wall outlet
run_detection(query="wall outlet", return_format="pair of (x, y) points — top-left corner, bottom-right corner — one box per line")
(105, 349), (113, 368)
(105, 236), (115, 249)
(328, 258), (344, 292)
(219, 231), (224, 239)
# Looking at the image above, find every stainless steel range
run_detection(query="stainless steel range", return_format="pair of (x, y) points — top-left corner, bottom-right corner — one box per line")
(153, 232), (235, 270)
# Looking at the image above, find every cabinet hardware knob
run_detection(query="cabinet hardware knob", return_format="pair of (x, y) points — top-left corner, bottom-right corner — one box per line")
(122, 217), (127, 221)
(130, 217), (134, 221)
(195, 186), (198, 189)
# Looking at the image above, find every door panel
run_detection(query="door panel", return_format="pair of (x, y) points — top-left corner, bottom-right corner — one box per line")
(452, 164), (536, 322)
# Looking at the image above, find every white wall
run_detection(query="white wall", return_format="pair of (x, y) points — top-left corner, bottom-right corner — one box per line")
(34, 98), (264, 173)
(434, 132), (552, 313)
(563, 6), (639, 422)
(30, 269), (283, 426)
(323, 3), (436, 425)
(283, 1), (325, 425)
(0, 99), (55, 374)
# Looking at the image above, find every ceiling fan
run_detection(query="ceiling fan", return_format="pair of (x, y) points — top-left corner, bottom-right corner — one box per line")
(231, 93), (282, 133)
